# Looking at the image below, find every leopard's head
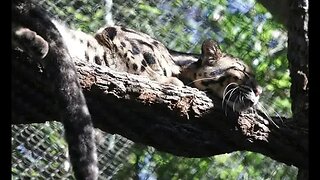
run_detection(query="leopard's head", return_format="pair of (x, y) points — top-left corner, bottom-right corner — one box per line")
(189, 39), (262, 112)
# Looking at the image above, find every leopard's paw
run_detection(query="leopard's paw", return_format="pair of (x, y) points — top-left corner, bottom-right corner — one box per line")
(14, 27), (49, 59)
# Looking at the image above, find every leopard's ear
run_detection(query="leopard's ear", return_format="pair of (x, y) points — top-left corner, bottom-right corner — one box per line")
(198, 39), (222, 66)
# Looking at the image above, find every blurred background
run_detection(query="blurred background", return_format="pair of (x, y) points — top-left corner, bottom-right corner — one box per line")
(11, 0), (296, 179)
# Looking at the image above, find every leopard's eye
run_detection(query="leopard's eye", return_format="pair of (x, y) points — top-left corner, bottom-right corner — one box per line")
(233, 76), (241, 81)
(210, 69), (223, 76)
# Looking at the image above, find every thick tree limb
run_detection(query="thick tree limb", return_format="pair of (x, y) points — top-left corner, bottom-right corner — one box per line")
(12, 48), (308, 169)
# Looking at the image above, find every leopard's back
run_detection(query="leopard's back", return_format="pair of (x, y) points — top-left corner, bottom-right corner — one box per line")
(56, 24), (183, 85)
(95, 26), (181, 80)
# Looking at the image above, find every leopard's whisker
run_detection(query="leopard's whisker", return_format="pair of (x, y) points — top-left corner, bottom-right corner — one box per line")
(257, 102), (280, 128)
(222, 86), (237, 110)
(226, 87), (238, 107)
(186, 77), (222, 86)
(232, 98), (238, 112)
(223, 87), (237, 116)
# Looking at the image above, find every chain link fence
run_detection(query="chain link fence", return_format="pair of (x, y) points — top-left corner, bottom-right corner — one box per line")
(12, 122), (135, 179)
(12, 0), (297, 179)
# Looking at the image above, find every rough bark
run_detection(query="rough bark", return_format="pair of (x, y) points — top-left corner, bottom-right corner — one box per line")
(288, 0), (309, 127)
(287, 0), (309, 178)
(12, 48), (308, 169)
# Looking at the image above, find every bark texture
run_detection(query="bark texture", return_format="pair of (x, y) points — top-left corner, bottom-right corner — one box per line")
(287, 0), (309, 178)
(288, 0), (309, 127)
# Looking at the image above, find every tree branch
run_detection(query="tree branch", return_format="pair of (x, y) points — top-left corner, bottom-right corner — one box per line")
(12, 48), (308, 169)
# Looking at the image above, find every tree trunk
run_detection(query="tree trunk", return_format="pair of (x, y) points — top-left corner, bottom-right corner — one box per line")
(287, 0), (309, 178)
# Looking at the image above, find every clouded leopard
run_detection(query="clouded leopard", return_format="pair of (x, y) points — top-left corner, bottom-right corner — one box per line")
(12, 0), (262, 179)
(55, 24), (262, 112)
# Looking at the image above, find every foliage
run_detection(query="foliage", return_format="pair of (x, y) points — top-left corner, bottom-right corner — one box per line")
(13, 0), (297, 179)
(40, 0), (106, 32)
(115, 146), (297, 179)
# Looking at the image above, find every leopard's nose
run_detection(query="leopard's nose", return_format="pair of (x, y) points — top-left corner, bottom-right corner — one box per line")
(254, 86), (262, 96)
(245, 79), (262, 96)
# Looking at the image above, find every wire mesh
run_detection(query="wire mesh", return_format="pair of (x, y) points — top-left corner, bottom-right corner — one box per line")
(12, 122), (134, 179)
(12, 0), (297, 179)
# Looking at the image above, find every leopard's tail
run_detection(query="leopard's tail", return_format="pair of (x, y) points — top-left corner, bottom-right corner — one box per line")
(12, 0), (98, 179)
